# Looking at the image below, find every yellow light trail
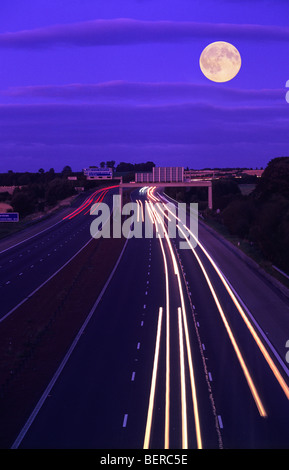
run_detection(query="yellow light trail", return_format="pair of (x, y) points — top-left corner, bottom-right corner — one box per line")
(163, 229), (203, 449)
(182, 224), (289, 402)
(153, 205), (203, 449)
(160, 194), (288, 401)
(143, 307), (164, 450)
(149, 200), (157, 216)
(148, 186), (159, 202)
(157, 234), (171, 449)
(136, 199), (140, 223)
(178, 307), (188, 449)
(139, 199), (144, 222)
(177, 224), (267, 418)
(155, 203), (172, 222)
(145, 200), (155, 225)
(162, 201), (181, 222)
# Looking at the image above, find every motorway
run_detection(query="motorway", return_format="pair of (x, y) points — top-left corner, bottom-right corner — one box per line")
(1, 185), (289, 449)
(0, 186), (117, 321)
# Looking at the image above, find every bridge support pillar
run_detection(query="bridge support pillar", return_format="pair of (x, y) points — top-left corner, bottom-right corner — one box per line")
(208, 184), (213, 210)
(119, 185), (123, 208)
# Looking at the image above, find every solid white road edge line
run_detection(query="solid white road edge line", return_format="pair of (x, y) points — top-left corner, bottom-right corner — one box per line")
(10, 231), (130, 449)
(0, 213), (112, 324)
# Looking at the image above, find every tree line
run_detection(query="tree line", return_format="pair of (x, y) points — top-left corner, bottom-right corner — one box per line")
(165, 157), (289, 273)
(0, 166), (81, 216)
(3, 157), (288, 273)
(0, 162), (156, 216)
(220, 157), (289, 273)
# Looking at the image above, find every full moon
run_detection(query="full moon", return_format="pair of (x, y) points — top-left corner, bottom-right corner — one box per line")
(199, 41), (241, 83)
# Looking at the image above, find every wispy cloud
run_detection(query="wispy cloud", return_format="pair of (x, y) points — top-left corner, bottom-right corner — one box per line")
(0, 18), (289, 48)
(0, 99), (288, 171)
(0, 102), (288, 147)
(2, 81), (284, 105)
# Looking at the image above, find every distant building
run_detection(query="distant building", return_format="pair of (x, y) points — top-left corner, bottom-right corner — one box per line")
(135, 167), (184, 183)
(241, 169), (264, 178)
(184, 169), (218, 180)
(184, 168), (264, 181)
(135, 172), (154, 183)
(83, 167), (113, 180)
(153, 167), (184, 183)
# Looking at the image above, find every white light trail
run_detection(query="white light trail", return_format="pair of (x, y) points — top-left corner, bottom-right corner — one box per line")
(143, 307), (164, 450)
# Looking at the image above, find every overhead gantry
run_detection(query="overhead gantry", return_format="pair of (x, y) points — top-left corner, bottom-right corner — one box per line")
(118, 180), (213, 209)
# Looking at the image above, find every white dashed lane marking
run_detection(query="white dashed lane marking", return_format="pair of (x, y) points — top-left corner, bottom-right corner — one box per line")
(122, 414), (128, 428)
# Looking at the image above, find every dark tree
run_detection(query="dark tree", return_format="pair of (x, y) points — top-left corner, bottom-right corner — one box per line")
(254, 157), (289, 200)
(106, 160), (116, 170)
(11, 192), (35, 216)
(62, 165), (72, 177)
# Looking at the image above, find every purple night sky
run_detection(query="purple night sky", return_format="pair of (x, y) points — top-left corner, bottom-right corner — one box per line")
(0, 0), (289, 172)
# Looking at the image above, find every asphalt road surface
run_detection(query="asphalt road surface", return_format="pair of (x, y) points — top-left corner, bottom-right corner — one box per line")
(2, 186), (289, 449)
(0, 187), (117, 321)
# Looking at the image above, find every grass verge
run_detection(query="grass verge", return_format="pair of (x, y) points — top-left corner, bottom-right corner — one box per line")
(0, 231), (126, 448)
(201, 214), (289, 291)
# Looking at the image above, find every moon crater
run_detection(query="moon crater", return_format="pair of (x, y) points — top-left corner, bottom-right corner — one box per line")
(200, 41), (241, 83)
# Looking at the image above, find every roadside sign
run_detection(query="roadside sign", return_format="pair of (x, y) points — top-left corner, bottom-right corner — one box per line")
(0, 213), (19, 222)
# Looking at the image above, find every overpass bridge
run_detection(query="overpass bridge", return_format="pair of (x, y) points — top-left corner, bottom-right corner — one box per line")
(118, 180), (213, 209)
